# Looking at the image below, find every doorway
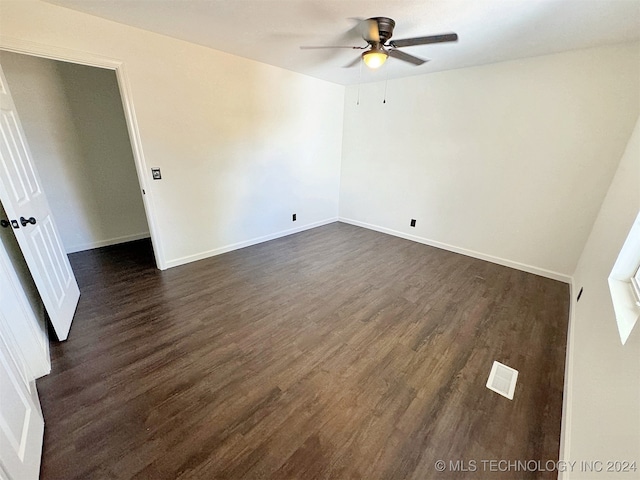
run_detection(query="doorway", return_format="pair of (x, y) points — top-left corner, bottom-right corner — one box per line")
(1, 52), (154, 259)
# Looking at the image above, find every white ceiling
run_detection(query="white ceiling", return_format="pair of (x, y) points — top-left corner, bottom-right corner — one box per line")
(45, 0), (640, 85)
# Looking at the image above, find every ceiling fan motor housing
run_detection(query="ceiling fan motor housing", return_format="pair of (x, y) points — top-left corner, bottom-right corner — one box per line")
(372, 17), (396, 43)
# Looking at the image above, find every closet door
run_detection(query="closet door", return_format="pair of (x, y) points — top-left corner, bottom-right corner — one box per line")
(0, 257), (45, 480)
(0, 63), (79, 340)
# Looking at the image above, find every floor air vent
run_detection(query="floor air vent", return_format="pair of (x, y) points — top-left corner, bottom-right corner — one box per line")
(486, 361), (518, 400)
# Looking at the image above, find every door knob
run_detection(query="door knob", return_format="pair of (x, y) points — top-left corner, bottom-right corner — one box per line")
(20, 216), (36, 227)
(0, 219), (9, 228)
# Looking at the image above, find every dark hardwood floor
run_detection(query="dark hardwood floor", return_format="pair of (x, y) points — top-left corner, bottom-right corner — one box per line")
(37, 222), (569, 479)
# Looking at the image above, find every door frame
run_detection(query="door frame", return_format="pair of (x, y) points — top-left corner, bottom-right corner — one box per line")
(0, 36), (166, 269)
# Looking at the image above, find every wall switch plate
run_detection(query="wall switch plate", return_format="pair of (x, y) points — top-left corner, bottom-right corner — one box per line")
(292, 213), (297, 221)
(410, 219), (416, 227)
(151, 168), (162, 180)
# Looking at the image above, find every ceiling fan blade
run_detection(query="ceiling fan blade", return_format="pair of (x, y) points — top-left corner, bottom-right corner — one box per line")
(300, 45), (365, 50)
(342, 56), (362, 68)
(361, 18), (380, 43)
(337, 17), (368, 44)
(389, 33), (458, 48)
(388, 49), (428, 66)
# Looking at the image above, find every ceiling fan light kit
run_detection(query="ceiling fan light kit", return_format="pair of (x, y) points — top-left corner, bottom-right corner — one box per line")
(301, 16), (458, 70)
(362, 47), (388, 69)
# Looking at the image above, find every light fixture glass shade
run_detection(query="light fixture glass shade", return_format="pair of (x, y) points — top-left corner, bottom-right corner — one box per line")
(362, 49), (388, 69)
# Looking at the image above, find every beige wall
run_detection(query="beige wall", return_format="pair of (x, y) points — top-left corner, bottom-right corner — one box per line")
(1, 52), (150, 253)
(340, 43), (640, 279)
(562, 117), (640, 478)
(0, 0), (345, 268)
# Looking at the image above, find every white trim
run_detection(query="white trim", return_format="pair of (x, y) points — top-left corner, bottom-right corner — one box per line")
(36, 302), (50, 379)
(338, 217), (572, 283)
(631, 265), (640, 304)
(66, 233), (151, 254)
(113, 62), (164, 269)
(0, 36), (122, 69)
(558, 280), (576, 480)
(165, 218), (338, 269)
(608, 211), (640, 344)
(607, 278), (640, 345)
(28, 379), (44, 419)
(0, 36), (167, 269)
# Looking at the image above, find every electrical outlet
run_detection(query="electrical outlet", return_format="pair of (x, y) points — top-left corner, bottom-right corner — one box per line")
(151, 168), (162, 180)
(292, 213), (297, 221)
(410, 219), (416, 227)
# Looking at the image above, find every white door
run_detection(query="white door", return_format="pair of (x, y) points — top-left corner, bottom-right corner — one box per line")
(0, 205), (50, 379)
(0, 332), (45, 480)
(0, 63), (79, 341)
(0, 269), (45, 480)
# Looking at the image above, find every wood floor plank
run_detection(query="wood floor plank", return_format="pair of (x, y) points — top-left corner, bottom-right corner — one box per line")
(37, 222), (569, 479)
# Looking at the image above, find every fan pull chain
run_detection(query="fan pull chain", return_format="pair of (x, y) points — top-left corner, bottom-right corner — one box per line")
(383, 64), (390, 104)
(357, 59), (362, 106)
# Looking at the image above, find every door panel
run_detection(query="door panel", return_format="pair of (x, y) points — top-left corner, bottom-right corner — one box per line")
(29, 216), (73, 307)
(0, 328), (44, 480)
(0, 63), (79, 340)
(0, 203), (50, 380)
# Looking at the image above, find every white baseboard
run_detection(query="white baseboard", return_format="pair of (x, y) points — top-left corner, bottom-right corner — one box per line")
(66, 232), (151, 254)
(338, 217), (572, 283)
(164, 217), (338, 269)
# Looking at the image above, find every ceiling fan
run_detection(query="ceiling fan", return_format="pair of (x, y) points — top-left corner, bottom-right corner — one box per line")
(301, 17), (458, 69)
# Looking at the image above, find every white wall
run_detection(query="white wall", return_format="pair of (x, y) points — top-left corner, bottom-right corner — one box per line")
(562, 117), (639, 478)
(340, 43), (640, 280)
(1, 52), (150, 253)
(0, 0), (344, 268)
(1, 0), (639, 469)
